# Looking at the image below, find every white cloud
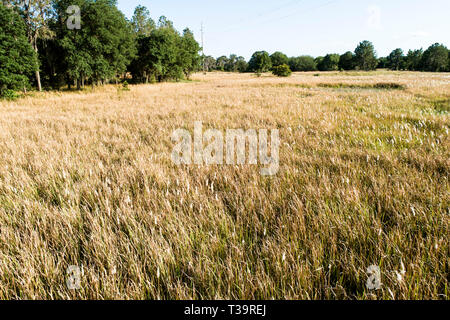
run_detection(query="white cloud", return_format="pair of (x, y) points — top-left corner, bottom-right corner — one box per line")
(367, 5), (382, 30)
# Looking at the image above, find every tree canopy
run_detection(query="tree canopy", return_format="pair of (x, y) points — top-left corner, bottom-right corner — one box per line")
(248, 51), (272, 74)
(53, 0), (136, 88)
(421, 43), (448, 72)
(131, 5), (155, 37)
(270, 51), (289, 68)
(288, 56), (317, 72)
(318, 54), (340, 71)
(354, 40), (378, 71)
(405, 49), (423, 71)
(387, 48), (405, 70)
(339, 52), (355, 70)
(129, 17), (201, 83)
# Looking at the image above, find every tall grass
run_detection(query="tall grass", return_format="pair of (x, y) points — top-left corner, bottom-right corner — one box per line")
(0, 71), (448, 300)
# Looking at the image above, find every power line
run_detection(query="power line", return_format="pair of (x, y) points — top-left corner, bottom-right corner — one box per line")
(260, 0), (341, 25)
(221, 0), (307, 32)
(222, 0), (341, 33)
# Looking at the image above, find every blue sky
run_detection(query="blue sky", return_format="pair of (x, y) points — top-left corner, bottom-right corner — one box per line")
(118, 0), (450, 60)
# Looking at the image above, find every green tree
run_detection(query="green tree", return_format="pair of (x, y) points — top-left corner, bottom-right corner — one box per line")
(131, 5), (155, 36)
(236, 56), (248, 73)
(54, 0), (90, 88)
(130, 19), (182, 83)
(354, 40), (378, 71)
(338, 51), (355, 70)
(288, 56), (316, 71)
(248, 51), (272, 74)
(203, 55), (216, 72)
(55, 0), (136, 88)
(129, 35), (152, 83)
(215, 56), (228, 71)
(270, 51), (288, 68)
(224, 54), (238, 72)
(377, 57), (388, 69)
(158, 15), (174, 29)
(421, 43), (448, 72)
(179, 28), (201, 79)
(318, 53), (340, 71)
(387, 48), (405, 70)
(314, 56), (324, 70)
(405, 49), (423, 71)
(4, 0), (53, 92)
(0, 3), (37, 97)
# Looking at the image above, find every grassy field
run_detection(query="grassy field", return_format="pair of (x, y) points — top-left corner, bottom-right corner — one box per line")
(0, 71), (448, 300)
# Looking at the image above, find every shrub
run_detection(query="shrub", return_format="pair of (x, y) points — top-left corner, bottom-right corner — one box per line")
(0, 89), (19, 100)
(272, 64), (292, 77)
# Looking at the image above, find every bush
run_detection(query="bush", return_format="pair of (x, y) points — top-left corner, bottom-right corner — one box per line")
(272, 64), (292, 77)
(0, 89), (19, 100)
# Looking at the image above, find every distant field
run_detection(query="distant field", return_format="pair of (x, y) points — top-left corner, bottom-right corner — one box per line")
(0, 71), (448, 299)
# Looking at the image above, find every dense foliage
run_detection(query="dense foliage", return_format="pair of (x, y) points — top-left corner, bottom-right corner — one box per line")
(272, 64), (292, 77)
(248, 51), (272, 74)
(317, 54), (340, 71)
(270, 51), (289, 68)
(338, 51), (355, 71)
(381, 44), (449, 72)
(0, 3), (36, 97)
(1, 1), (201, 95)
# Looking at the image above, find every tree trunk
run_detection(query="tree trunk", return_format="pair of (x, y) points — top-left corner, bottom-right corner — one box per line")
(32, 41), (42, 92)
(35, 70), (42, 92)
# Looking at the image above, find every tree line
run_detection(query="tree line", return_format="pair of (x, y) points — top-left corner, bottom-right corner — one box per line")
(1, 1), (449, 98)
(0, 0), (201, 97)
(206, 40), (449, 75)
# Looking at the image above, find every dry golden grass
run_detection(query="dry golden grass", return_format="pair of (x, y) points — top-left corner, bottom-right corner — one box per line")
(0, 71), (448, 300)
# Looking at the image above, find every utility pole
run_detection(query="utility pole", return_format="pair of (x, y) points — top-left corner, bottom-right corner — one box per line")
(201, 22), (206, 74)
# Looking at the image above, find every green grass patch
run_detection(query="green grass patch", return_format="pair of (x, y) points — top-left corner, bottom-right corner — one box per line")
(318, 82), (406, 90)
